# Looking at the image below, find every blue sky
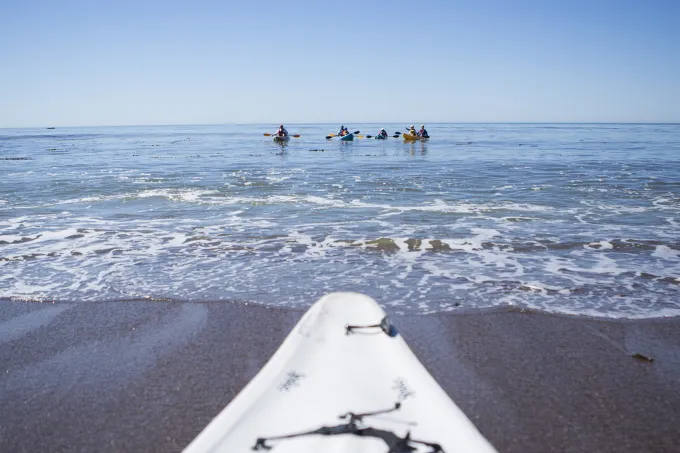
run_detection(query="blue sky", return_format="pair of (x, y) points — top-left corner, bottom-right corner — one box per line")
(1, 0), (678, 127)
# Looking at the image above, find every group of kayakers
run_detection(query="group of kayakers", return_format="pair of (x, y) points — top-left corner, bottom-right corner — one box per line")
(272, 124), (429, 139)
(342, 125), (428, 139)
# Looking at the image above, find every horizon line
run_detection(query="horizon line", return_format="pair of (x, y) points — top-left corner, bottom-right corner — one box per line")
(2, 121), (679, 130)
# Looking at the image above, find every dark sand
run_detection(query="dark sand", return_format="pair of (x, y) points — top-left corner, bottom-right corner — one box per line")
(1, 300), (679, 452)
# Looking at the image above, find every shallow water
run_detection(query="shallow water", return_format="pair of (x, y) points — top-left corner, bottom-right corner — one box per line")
(1, 123), (679, 318)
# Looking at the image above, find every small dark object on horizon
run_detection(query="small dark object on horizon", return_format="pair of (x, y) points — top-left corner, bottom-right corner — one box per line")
(632, 353), (654, 362)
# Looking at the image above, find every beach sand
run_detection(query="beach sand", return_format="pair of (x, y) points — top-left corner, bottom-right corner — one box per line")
(1, 299), (679, 452)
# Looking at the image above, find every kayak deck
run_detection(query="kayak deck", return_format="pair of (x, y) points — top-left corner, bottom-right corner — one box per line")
(403, 133), (427, 141)
(184, 292), (496, 453)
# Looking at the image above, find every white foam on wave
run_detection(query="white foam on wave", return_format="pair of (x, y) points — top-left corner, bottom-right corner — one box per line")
(435, 228), (502, 253)
(136, 188), (218, 202)
(652, 245), (680, 260)
(34, 188), (221, 208)
(8, 278), (63, 300)
(568, 248), (628, 276)
(266, 175), (291, 183)
(597, 204), (649, 214)
(652, 196), (680, 210)
(8, 171), (35, 176)
(385, 237), (428, 281)
(0, 214), (60, 230)
(585, 240), (614, 250)
(2, 202), (679, 319)
(264, 168), (303, 184)
(517, 281), (567, 294)
(29, 190), (558, 216)
(0, 234), (25, 243)
(286, 231), (326, 257)
(32, 228), (79, 244)
(55, 195), (105, 205)
(346, 198), (553, 215)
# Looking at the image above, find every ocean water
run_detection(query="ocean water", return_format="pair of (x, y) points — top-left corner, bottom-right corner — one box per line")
(1, 123), (679, 318)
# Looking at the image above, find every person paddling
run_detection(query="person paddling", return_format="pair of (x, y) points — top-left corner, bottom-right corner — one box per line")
(338, 125), (348, 137)
(377, 128), (388, 139)
(276, 125), (289, 137)
(418, 125), (429, 138)
(407, 125), (417, 136)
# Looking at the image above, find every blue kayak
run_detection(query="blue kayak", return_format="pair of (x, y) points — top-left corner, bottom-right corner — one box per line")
(339, 133), (354, 141)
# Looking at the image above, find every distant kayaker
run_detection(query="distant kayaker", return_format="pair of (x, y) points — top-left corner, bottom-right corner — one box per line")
(378, 128), (388, 139)
(418, 125), (429, 138)
(338, 125), (348, 136)
(408, 125), (417, 136)
(276, 125), (289, 137)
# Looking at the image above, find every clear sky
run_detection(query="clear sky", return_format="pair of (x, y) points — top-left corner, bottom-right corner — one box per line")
(1, 0), (679, 127)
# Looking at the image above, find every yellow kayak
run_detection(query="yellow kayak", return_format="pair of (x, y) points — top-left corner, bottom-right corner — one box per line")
(403, 133), (421, 141)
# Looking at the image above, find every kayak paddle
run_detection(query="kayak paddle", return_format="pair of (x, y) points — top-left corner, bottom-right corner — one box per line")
(326, 131), (360, 139)
(264, 133), (300, 138)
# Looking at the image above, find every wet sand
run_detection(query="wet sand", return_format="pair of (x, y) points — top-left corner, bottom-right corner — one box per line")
(1, 300), (679, 452)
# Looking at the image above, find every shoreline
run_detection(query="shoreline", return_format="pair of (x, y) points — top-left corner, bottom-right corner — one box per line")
(3, 297), (680, 322)
(1, 299), (679, 452)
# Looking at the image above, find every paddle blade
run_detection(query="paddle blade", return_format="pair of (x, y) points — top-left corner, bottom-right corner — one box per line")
(327, 133), (337, 137)
(353, 130), (360, 134)
(325, 136), (333, 139)
(355, 135), (364, 138)
(365, 135), (373, 138)
(292, 134), (300, 138)
(263, 133), (273, 136)
(394, 132), (402, 135)
(392, 135), (399, 138)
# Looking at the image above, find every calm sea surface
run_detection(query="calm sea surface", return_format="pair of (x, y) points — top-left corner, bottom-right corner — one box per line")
(1, 123), (679, 318)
